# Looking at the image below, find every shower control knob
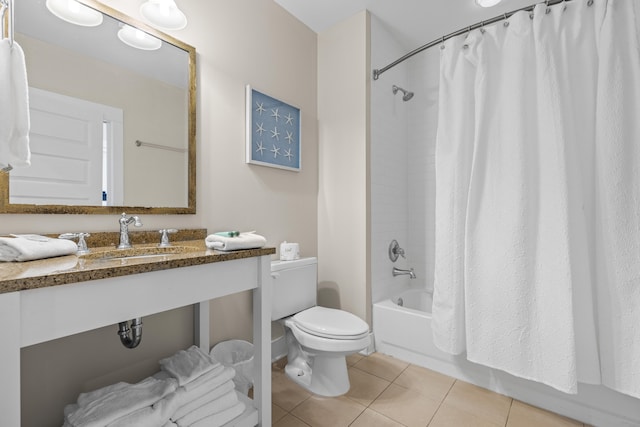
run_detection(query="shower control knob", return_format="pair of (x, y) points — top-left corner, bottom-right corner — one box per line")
(388, 239), (406, 262)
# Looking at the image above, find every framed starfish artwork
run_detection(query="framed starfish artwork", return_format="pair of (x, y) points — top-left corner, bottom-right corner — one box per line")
(246, 85), (301, 172)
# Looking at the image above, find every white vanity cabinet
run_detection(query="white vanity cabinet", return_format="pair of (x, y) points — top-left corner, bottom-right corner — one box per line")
(0, 253), (272, 427)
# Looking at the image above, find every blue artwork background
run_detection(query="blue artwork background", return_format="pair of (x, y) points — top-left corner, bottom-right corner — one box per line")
(249, 89), (300, 170)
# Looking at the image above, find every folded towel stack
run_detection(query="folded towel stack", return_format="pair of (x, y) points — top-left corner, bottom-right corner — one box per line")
(205, 231), (266, 251)
(62, 346), (246, 427)
(0, 234), (78, 262)
(160, 345), (246, 427)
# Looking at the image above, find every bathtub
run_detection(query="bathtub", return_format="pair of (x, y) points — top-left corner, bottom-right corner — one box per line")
(372, 288), (640, 427)
(372, 288), (447, 367)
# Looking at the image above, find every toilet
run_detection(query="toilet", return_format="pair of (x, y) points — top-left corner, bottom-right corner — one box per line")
(271, 257), (371, 397)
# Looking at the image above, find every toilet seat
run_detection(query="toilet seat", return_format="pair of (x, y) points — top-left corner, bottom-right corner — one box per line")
(291, 306), (369, 340)
(285, 318), (371, 354)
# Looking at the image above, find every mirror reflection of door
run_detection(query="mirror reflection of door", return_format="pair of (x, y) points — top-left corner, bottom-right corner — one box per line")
(12, 0), (191, 209)
(9, 88), (123, 206)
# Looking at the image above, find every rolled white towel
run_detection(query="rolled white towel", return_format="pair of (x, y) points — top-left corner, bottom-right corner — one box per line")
(159, 345), (220, 387)
(65, 377), (178, 427)
(0, 234), (78, 262)
(189, 400), (246, 427)
(205, 232), (266, 251)
(175, 391), (238, 427)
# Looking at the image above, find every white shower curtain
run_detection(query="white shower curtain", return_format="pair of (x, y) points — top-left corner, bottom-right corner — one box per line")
(433, 0), (640, 397)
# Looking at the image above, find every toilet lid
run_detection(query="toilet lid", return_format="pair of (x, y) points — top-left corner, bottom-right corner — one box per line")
(292, 306), (370, 340)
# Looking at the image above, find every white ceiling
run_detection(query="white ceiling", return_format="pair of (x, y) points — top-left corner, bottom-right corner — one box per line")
(273, 0), (536, 50)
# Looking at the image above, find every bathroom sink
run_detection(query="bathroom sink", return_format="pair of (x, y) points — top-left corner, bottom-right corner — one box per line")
(80, 245), (201, 261)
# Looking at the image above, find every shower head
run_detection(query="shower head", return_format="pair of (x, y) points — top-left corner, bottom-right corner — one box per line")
(392, 85), (414, 101)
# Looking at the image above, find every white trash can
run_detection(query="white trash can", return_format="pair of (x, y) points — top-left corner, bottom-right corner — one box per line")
(210, 340), (254, 395)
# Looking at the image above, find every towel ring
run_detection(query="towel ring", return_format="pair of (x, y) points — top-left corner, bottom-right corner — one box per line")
(0, 0), (14, 47)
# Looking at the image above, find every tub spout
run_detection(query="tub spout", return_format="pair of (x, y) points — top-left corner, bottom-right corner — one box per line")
(392, 267), (416, 279)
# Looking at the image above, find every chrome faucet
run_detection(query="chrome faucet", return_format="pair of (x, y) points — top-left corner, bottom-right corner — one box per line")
(393, 266), (416, 279)
(59, 232), (91, 255)
(117, 213), (143, 249)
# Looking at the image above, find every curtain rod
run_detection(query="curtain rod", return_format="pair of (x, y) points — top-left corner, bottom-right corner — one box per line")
(372, 0), (576, 80)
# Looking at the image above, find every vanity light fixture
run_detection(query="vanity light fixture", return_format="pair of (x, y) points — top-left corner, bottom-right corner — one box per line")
(45, 0), (103, 27)
(139, 0), (187, 31)
(117, 24), (162, 50)
(475, 0), (503, 7)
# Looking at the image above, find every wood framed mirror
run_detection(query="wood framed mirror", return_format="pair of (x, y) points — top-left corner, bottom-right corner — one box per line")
(0, 0), (196, 214)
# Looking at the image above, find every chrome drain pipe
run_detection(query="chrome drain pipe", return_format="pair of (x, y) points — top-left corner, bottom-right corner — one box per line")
(117, 318), (143, 349)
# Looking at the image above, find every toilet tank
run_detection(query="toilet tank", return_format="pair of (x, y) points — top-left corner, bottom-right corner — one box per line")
(271, 257), (317, 321)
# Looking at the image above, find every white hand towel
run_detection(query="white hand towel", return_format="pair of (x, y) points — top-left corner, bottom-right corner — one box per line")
(0, 39), (11, 168)
(181, 365), (233, 393)
(205, 232), (266, 251)
(153, 365), (227, 391)
(175, 391), (238, 427)
(0, 39), (31, 170)
(65, 377), (178, 427)
(171, 380), (235, 421)
(159, 345), (220, 386)
(189, 401), (246, 427)
(0, 234), (78, 262)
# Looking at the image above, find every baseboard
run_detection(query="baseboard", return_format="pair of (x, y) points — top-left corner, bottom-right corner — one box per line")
(360, 332), (376, 356)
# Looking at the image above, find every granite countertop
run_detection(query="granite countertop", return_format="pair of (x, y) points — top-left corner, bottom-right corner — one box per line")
(0, 238), (275, 295)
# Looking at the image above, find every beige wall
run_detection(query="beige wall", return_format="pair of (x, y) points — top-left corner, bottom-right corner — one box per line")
(6, 1), (318, 425)
(317, 11), (371, 325)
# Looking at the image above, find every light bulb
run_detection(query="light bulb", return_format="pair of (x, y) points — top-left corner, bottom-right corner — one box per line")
(476, 0), (503, 7)
(117, 24), (162, 50)
(68, 0), (79, 14)
(140, 0), (187, 31)
(46, 0), (103, 27)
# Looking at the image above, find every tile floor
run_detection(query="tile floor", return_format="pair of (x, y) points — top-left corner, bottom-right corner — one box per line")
(271, 352), (589, 427)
